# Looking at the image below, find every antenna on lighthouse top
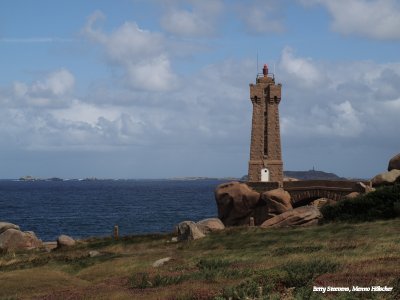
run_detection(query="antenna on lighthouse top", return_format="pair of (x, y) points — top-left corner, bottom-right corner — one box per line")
(256, 50), (259, 75)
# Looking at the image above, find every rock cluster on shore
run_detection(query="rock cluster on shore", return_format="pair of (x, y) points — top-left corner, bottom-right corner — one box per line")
(214, 181), (324, 228)
(175, 218), (225, 241)
(0, 221), (78, 252)
(372, 152), (400, 187)
(0, 222), (42, 251)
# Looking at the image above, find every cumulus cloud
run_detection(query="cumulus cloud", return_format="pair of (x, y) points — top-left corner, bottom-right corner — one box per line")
(280, 47), (322, 87)
(299, 0), (400, 40)
(278, 48), (400, 145)
(0, 57), (255, 154)
(1, 46), (400, 177)
(83, 11), (178, 92)
(235, 0), (285, 34)
(160, 0), (223, 37)
(11, 69), (75, 108)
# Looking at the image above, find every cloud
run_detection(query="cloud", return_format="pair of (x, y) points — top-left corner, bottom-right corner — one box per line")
(160, 0), (223, 37)
(299, 0), (400, 40)
(10, 69), (75, 108)
(278, 48), (400, 145)
(160, 8), (214, 37)
(236, 0), (285, 34)
(279, 47), (322, 87)
(82, 11), (179, 92)
(159, 0), (284, 36)
(0, 37), (75, 43)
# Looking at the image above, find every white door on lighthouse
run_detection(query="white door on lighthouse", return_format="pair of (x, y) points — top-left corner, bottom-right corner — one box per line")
(261, 168), (270, 182)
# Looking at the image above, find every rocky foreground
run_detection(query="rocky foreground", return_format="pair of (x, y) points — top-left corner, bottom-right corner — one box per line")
(0, 219), (399, 299)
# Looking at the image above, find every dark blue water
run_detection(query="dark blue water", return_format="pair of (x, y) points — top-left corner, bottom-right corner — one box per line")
(0, 179), (225, 241)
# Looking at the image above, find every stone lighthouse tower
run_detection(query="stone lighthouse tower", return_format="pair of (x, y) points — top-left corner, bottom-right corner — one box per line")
(248, 64), (283, 183)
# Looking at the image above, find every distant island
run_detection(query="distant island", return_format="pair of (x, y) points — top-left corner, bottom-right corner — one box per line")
(240, 169), (363, 181)
(283, 170), (347, 180)
(19, 176), (63, 182)
(18, 176), (103, 182)
(17, 170), (363, 182)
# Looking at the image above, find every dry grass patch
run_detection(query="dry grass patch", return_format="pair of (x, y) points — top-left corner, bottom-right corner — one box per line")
(0, 267), (89, 298)
(0, 219), (399, 299)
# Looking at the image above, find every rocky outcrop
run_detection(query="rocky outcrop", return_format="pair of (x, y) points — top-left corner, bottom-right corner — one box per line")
(176, 221), (205, 241)
(355, 182), (375, 194)
(196, 218), (225, 234)
(0, 222), (20, 234)
(311, 198), (337, 209)
(57, 235), (76, 248)
(388, 153), (400, 171)
(152, 257), (172, 267)
(371, 169), (400, 187)
(0, 227), (42, 251)
(215, 181), (260, 226)
(344, 192), (360, 200)
(89, 250), (101, 258)
(261, 188), (292, 219)
(260, 206), (322, 228)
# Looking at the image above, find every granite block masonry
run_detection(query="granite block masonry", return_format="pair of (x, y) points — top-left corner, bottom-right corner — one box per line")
(248, 64), (283, 183)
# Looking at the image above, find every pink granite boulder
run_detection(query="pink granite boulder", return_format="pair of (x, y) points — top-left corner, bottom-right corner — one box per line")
(260, 206), (322, 228)
(215, 182), (260, 226)
(0, 229), (42, 251)
(388, 153), (400, 171)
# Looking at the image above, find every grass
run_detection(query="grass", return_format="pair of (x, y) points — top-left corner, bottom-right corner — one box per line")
(0, 219), (399, 299)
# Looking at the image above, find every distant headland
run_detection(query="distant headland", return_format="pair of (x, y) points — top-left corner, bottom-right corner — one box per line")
(16, 170), (354, 182)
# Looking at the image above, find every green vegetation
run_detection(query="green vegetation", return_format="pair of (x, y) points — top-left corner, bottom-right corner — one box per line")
(0, 218), (399, 299)
(321, 184), (400, 222)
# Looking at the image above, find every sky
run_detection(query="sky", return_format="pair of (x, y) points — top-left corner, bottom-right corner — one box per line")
(0, 0), (399, 179)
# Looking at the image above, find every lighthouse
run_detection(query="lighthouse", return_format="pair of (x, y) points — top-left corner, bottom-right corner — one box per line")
(248, 64), (283, 183)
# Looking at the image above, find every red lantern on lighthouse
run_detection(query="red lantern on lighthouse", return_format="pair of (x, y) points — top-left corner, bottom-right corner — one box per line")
(263, 64), (268, 76)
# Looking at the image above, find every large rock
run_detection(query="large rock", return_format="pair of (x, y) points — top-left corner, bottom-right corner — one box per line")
(388, 153), (400, 171)
(176, 221), (205, 241)
(344, 192), (360, 200)
(215, 181), (261, 226)
(57, 235), (76, 248)
(371, 169), (400, 187)
(196, 218), (225, 234)
(0, 222), (20, 234)
(311, 198), (337, 208)
(261, 188), (292, 219)
(355, 182), (375, 194)
(0, 229), (42, 251)
(152, 257), (172, 267)
(260, 206), (322, 228)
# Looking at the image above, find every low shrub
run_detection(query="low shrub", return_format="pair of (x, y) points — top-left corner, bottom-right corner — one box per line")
(389, 277), (400, 300)
(197, 258), (231, 271)
(214, 259), (337, 299)
(271, 245), (322, 256)
(195, 258), (251, 282)
(321, 184), (400, 222)
(282, 259), (338, 288)
(130, 272), (187, 289)
(220, 278), (260, 300)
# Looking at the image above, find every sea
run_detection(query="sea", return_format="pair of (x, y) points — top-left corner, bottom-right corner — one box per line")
(0, 179), (227, 241)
